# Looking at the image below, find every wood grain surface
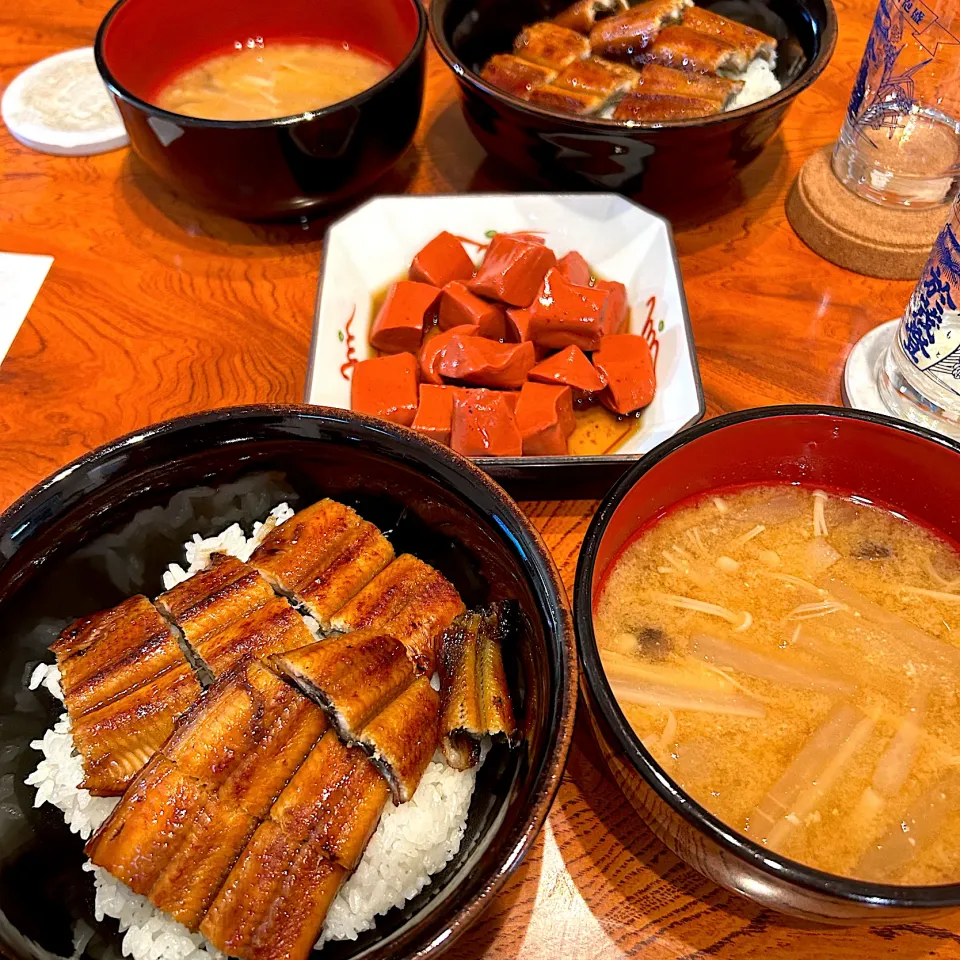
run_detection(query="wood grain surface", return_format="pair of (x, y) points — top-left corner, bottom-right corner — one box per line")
(2, 0), (959, 955)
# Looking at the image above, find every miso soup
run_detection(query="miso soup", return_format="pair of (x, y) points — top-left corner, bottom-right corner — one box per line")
(594, 484), (960, 885)
(154, 41), (392, 121)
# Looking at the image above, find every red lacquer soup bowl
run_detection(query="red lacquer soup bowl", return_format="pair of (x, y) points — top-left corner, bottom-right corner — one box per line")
(95, 0), (426, 219)
(574, 405), (960, 923)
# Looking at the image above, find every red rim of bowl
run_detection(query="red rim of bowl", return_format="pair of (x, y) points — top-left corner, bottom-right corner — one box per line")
(427, 0), (838, 131)
(574, 404), (960, 910)
(93, 0), (428, 130)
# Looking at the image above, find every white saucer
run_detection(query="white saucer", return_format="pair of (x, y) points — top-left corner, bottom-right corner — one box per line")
(1, 48), (128, 156)
(842, 319), (899, 416)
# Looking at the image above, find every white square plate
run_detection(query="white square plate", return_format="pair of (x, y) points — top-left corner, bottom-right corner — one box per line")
(305, 193), (704, 495)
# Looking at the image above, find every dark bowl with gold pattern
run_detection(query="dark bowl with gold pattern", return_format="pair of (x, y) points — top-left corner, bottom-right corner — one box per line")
(428, 0), (836, 204)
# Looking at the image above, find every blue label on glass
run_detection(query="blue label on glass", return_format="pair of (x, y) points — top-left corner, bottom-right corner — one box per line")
(847, 0), (959, 143)
(900, 204), (960, 395)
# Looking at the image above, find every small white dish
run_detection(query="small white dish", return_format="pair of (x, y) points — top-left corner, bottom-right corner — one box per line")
(305, 193), (704, 493)
(1, 48), (128, 156)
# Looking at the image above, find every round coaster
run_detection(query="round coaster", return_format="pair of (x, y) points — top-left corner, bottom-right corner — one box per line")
(786, 147), (948, 281)
(842, 319), (899, 415)
(1, 48), (128, 156)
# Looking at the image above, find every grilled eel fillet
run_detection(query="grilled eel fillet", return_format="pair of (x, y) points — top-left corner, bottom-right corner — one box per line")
(71, 663), (202, 796)
(271, 633), (441, 803)
(589, 0), (693, 56)
(328, 553), (465, 675)
(359, 677), (441, 804)
(628, 62), (742, 103)
(57, 556), (313, 795)
(154, 554), (275, 649)
(52, 499), (454, 795)
(482, 0), (776, 121)
(51, 595), (202, 796)
(439, 601), (520, 770)
(271, 630), (415, 739)
(86, 662), (327, 899)
(250, 498), (395, 630)
(52, 595), (186, 717)
(89, 656), (440, 960)
(87, 660), (380, 957)
(554, 0), (628, 33)
(156, 554), (317, 678)
(514, 21), (591, 70)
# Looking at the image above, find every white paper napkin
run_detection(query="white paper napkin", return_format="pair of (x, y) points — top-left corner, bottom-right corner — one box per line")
(0, 253), (53, 362)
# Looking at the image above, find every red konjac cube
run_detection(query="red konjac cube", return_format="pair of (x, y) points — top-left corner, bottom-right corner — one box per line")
(351, 352), (419, 427)
(505, 306), (533, 342)
(556, 251), (592, 286)
(527, 267), (610, 351)
(451, 390), (523, 457)
(436, 335), (536, 390)
(409, 232), (475, 288)
(515, 382), (576, 456)
(418, 324), (480, 385)
(411, 384), (456, 445)
(592, 334), (656, 414)
(370, 281), (441, 355)
(595, 279), (628, 334)
(439, 282), (506, 339)
(467, 234), (557, 307)
(528, 344), (607, 393)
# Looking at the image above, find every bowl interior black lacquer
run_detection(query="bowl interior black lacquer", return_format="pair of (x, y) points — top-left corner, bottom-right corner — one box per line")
(0, 406), (576, 960)
(575, 406), (960, 916)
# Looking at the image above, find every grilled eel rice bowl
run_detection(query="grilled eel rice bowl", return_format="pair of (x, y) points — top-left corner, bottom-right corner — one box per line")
(27, 493), (521, 960)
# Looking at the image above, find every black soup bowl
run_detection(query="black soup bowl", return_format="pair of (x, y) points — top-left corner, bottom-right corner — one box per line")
(95, 0), (427, 219)
(575, 406), (960, 923)
(429, 0), (836, 201)
(0, 405), (576, 960)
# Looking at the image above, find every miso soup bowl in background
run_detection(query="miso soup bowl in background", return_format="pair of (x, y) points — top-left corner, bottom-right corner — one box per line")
(94, 0), (427, 219)
(574, 405), (960, 923)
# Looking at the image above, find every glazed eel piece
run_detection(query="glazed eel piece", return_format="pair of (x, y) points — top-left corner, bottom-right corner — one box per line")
(271, 628), (442, 804)
(51, 497), (459, 795)
(51, 596), (202, 796)
(439, 601), (520, 770)
(56, 554), (315, 796)
(479, 0), (777, 121)
(88, 655), (441, 960)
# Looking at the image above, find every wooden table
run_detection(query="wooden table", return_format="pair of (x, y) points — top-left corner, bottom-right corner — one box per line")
(3, 0), (958, 956)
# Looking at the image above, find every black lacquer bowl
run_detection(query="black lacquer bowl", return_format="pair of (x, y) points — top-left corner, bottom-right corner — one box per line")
(0, 405), (576, 959)
(575, 406), (960, 923)
(95, 0), (427, 219)
(429, 0), (836, 200)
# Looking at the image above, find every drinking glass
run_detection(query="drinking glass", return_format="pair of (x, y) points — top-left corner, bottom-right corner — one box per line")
(878, 195), (960, 436)
(833, 0), (960, 208)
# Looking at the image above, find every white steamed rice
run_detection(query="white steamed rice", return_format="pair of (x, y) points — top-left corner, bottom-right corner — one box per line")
(26, 501), (476, 960)
(727, 58), (782, 111)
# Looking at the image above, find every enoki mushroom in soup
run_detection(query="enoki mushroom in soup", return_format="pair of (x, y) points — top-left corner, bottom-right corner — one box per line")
(594, 483), (960, 884)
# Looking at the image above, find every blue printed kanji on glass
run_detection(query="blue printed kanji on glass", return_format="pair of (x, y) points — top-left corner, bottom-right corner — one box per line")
(898, 208), (960, 399)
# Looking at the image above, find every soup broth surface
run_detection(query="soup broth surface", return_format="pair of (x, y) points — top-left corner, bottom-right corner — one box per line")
(154, 41), (392, 121)
(595, 484), (960, 885)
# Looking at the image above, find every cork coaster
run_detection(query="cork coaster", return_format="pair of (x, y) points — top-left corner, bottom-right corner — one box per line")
(786, 146), (948, 280)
